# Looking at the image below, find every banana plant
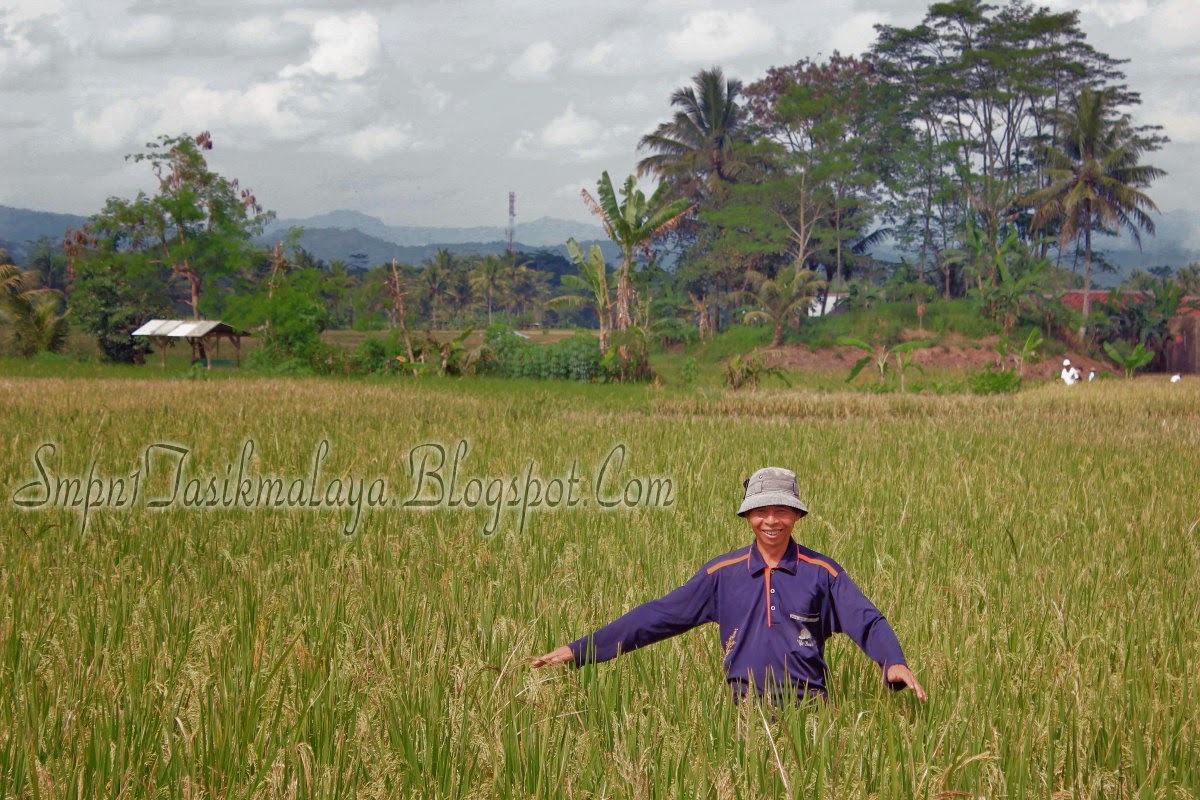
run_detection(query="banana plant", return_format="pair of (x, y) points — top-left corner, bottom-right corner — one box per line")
(549, 239), (613, 351)
(1102, 340), (1155, 379)
(838, 336), (931, 391)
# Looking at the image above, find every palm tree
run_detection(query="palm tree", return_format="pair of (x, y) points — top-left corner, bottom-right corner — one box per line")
(420, 248), (456, 328)
(742, 267), (825, 346)
(582, 171), (692, 331)
(470, 254), (507, 325)
(1029, 88), (1165, 339)
(1, 264), (69, 357)
(498, 252), (545, 320)
(637, 67), (747, 199)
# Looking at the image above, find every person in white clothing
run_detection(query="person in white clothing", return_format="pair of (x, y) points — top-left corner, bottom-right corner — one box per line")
(1061, 359), (1080, 385)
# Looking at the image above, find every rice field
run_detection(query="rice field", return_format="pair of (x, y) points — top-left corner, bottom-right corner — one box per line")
(1, 372), (1198, 798)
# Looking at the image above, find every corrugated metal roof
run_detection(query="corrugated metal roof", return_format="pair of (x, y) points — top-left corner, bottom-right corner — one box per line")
(132, 319), (174, 336)
(131, 319), (245, 337)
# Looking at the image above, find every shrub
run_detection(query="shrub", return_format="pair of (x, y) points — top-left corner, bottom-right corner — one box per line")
(352, 336), (390, 374)
(652, 317), (699, 348)
(968, 366), (1021, 395)
(678, 356), (699, 385)
(482, 328), (601, 382)
(723, 352), (790, 390)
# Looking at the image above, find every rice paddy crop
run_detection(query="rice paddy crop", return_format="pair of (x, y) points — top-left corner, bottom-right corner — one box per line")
(1, 374), (1198, 798)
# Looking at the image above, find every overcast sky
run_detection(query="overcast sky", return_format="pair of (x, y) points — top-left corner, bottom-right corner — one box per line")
(2, 0), (1198, 229)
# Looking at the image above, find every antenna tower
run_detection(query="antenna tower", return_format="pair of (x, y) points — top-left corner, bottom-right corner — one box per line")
(507, 191), (516, 253)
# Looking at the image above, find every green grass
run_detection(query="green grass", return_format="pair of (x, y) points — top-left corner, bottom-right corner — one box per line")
(2, 369), (1198, 797)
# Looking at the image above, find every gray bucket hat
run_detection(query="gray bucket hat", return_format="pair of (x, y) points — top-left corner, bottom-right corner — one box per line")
(737, 467), (808, 517)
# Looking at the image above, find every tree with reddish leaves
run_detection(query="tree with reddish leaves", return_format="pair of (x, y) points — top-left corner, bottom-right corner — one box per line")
(742, 53), (898, 289)
(75, 132), (272, 322)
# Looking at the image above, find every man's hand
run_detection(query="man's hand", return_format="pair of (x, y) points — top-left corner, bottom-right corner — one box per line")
(531, 645), (574, 668)
(886, 663), (928, 702)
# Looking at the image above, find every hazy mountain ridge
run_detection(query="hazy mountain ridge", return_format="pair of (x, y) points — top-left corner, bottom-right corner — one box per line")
(256, 224), (620, 268)
(2, 204), (1197, 278)
(0, 205), (89, 262)
(264, 210), (604, 249)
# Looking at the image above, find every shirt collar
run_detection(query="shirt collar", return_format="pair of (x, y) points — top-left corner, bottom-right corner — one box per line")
(747, 538), (799, 575)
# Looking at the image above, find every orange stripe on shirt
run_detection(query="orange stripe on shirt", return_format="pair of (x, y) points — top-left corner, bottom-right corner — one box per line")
(797, 553), (839, 577)
(706, 552), (751, 574)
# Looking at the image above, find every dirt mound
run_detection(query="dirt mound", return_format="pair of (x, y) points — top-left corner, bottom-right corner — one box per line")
(760, 335), (1113, 379)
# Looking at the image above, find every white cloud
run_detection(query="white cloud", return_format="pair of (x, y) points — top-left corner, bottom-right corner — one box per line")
(72, 97), (148, 150)
(574, 41), (615, 71)
(511, 103), (632, 160)
(416, 80), (451, 113)
(0, 15), (65, 87)
(281, 11), (379, 80)
(1147, 0), (1200, 49)
(71, 78), (307, 150)
(1150, 101), (1200, 145)
(344, 124), (417, 160)
(509, 40), (557, 79)
(98, 14), (174, 56)
(541, 104), (600, 149)
(230, 16), (307, 52)
(553, 177), (597, 201)
(1087, 0), (1150, 26)
(1041, 0), (1150, 27)
(664, 9), (776, 62)
(0, 0), (65, 24)
(829, 11), (890, 57)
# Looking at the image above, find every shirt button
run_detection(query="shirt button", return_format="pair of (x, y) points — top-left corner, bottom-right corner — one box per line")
(770, 589), (776, 594)
(770, 606), (776, 611)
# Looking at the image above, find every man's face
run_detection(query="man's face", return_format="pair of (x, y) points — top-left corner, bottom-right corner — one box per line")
(745, 505), (802, 551)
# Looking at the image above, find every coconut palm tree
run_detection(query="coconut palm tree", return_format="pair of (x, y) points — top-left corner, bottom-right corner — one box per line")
(742, 267), (825, 346)
(582, 172), (692, 331)
(1, 264), (69, 357)
(1029, 88), (1165, 339)
(470, 253), (507, 325)
(420, 249), (456, 329)
(637, 66), (747, 200)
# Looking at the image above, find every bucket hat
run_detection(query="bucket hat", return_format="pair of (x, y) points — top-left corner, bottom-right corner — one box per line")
(738, 467), (808, 517)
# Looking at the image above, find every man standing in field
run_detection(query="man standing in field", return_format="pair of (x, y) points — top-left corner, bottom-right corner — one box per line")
(532, 467), (927, 704)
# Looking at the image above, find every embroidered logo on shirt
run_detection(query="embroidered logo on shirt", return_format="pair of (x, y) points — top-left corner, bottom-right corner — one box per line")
(797, 626), (817, 648)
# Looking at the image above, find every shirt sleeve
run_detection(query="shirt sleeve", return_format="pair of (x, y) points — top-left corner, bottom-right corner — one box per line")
(568, 568), (716, 665)
(828, 570), (908, 688)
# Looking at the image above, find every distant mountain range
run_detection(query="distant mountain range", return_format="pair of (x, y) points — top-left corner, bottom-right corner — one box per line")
(264, 210), (603, 249)
(258, 210), (614, 266)
(3, 203), (1197, 280)
(0, 204), (610, 267)
(0, 206), (88, 263)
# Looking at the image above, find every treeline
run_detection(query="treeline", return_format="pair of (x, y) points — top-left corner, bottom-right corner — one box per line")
(2, 0), (1197, 375)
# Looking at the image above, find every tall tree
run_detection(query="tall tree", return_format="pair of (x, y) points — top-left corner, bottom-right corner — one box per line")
(419, 248), (455, 329)
(870, 1), (1136, 282)
(470, 253), (507, 325)
(582, 172), (692, 331)
(81, 132), (271, 320)
(744, 53), (895, 287)
(637, 67), (748, 201)
(1028, 88), (1165, 339)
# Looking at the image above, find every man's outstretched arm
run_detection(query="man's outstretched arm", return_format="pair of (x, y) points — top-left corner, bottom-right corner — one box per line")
(529, 568), (715, 669)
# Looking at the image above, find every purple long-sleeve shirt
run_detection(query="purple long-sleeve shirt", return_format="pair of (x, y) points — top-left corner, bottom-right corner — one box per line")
(568, 538), (908, 700)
